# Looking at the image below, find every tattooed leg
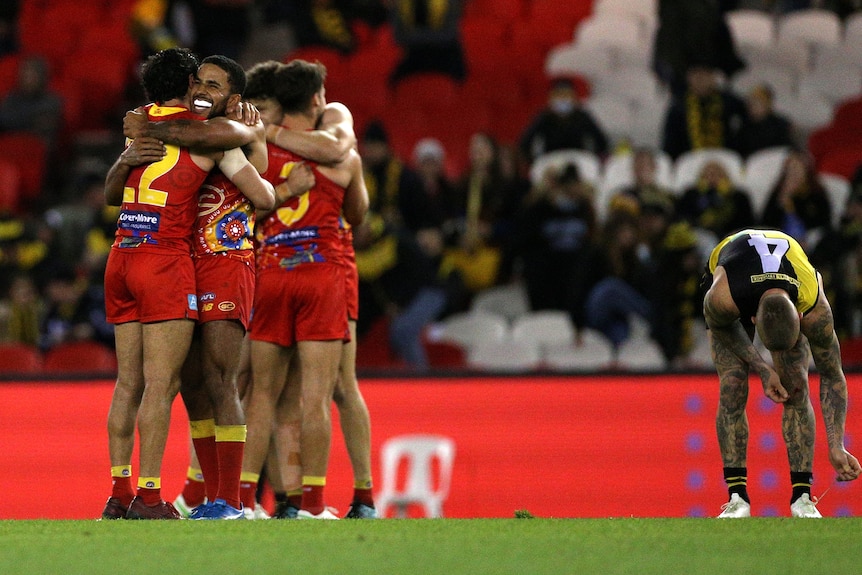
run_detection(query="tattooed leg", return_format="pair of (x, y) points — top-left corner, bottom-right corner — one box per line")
(711, 331), (750, 468)
(773, 335), (816, 472)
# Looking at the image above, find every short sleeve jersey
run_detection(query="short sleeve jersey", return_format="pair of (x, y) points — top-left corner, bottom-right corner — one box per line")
(708, 228), (819, 319)
(195, 169), (255, 255)
(256, 142), (345, 271)
(113, 104), (208, 254)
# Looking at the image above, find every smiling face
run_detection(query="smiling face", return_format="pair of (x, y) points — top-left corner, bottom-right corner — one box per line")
(190, 62), (238, 118)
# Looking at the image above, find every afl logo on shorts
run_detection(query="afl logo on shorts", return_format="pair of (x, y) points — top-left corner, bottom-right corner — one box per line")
(218, 301), (236, 312)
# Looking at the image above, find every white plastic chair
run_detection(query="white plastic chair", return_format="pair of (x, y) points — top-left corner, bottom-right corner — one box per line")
(777, 9), (842, 54)
(542, 328), (615, 371)
(798, 64), (862, 106)
(590, 66), (666, 109)
(672, 148), (745, 195)
(469, 283), (531, 322)
(615, 336), (668, 371)
(376, 434), (456, 518)
(435, 311), (509, 350)
(467, 340), (542, 373)
(773, 91), (834, 134)
(743, 146), (791, 219)
(511, 310), (577, 351)
(583, 94), (634, 149)
(819, 172), (851, 227)
(573, 13), (651, 67)
(529, 149), (602, 188)
(729, 65), (798, 102)
(544, 42), (614, 81)
(725, 9), (776, 50)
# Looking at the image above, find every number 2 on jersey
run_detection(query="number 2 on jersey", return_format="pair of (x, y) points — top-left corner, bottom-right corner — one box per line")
(747, 233), (789, 273)
(123, 144), (181, 207)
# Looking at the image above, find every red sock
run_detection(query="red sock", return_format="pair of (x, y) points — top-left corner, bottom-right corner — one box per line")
(192, 433), (219, 502)
(353, 487), (374, 507)
(216, 440), (244, 509)
(288, 493), (303, 509)
(181, 469), (206, 507)
(111, 473), (134, 507)
(301, 484), (325, 515)
(137, 486), (161, 506)
(239, 474), (258, 511)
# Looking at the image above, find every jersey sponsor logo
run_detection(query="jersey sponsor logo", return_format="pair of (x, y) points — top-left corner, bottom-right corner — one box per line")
(218, 301), (236, 312)
(188, 294), (198, 311)
(203, 303), (214, 312)
(144, 480), (156, 488)
(118, 236), (153, 248)
(262, 226), (321, 247)
(750, 272), (801, 287)
(118, 210), (161, 232)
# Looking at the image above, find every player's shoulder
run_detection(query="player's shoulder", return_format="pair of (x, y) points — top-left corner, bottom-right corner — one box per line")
(323, 102), (354, 123)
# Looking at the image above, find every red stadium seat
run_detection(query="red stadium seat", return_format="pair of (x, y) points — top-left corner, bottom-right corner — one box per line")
(0, 160), (22, 214)
(0, 132), (47, 201)
(43, 341), (117, 374)
(0, 54), (20, 98)
(393, 73), (461, 114)
(818, 146), (862, 179)
(0, 342), (43, 374)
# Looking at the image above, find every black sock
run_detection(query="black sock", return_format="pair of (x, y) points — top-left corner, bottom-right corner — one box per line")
(790, 471), (813, 504)
(723, 467), (750, 503)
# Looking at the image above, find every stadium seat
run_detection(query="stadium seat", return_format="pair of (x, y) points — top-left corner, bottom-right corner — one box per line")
(583, 95), (633, 152)
(819, 172), (851, 227)
(798, 64), (862, 106)
(469, 283), (531, 322)
(544, 42), (613, 83)
(467, 339), (542, 372)
(816, 145), (862, 180)
(725, 9), (776, 51)
(376, 434), (456, 518)
(510, 310), (576, 351)
(42, 340), (117, 374)
(0, 160), (22, 213)
(743, 146), (791, 218)
(529, 149), (602, 188)
(434, 311), (509, 350)
(0, 53), (20, 98)
(0, 342), (43, 374)
(542, 328), (615, 372)
(0, 132), (47, 201)
(593, 0), (658, 29)
(615, 337), (667, 372)
(776, 8), (842, 56)
(775, 92), (834, 137)
(597, 149), (674, 221)
(729, 65), (798, 102)
(671, 148), (745, 194)
(421, 339), (468, 369)
(572, 13), (652, 68)
(590, 66), (666, 109)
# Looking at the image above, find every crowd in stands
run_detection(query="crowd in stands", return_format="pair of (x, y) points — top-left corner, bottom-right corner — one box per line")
(1, 0), (862, 372)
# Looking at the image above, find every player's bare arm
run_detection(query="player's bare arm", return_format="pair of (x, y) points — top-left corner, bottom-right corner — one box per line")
(267, 102), (356, 164)
(218, 148), (275, 211)
(124, 107), (263, 152)
(259, 162), (316, 218)
(801, 283), (862, 481)
(704, 269), (788, 403)
(342, 152), (369, 226)
(104, 137), (167, 206)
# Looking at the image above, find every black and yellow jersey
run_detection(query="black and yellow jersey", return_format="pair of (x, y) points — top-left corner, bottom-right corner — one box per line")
(707, 229), (819, 320)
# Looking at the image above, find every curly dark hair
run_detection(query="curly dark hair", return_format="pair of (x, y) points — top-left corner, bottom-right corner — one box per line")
(201, 55), (247, 96)
(140, 47), (199, 104)
(273, 59), (327, 115)
(244, 60), (284, 101)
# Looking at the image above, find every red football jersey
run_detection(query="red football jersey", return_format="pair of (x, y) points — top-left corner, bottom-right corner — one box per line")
(256, 142), (345, 271)
(113, 104), (208, 254)
(194, 169), (255, 255)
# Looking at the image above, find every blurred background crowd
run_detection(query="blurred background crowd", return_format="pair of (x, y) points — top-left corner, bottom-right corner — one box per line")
(2, 0), (862, 374)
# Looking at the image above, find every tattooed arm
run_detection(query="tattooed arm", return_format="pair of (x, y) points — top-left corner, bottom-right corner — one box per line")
(802, 276), (861, 481)
(704, 267), (788, 403)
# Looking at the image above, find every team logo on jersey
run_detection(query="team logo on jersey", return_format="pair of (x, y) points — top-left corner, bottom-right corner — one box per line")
(198, 184), (227, 217)
(218, 301), (236, 312)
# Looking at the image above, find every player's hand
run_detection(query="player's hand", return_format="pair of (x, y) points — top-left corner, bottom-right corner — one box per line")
(286, 162), (315, 196)
(123, 107), (149, 139)
(228, 101), (261, 126)
(829, 447), (862, 482)
(120, 137), (166, 166)
(761, 368), (788, 403)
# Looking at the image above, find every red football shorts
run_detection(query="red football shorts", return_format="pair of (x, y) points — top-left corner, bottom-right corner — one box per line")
(344, 254), (359, 322)
(195, 250), (255, 329)
(250, 263), (347, 347)
(105, 248), (198, 324)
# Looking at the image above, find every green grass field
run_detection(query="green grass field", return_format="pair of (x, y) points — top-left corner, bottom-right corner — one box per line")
(1, 517), (860, 574)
